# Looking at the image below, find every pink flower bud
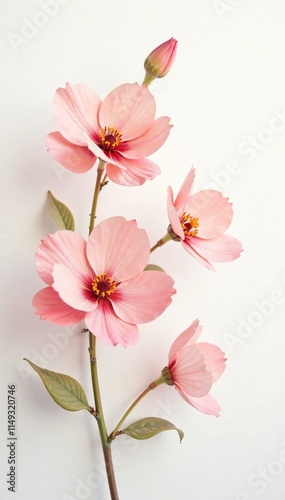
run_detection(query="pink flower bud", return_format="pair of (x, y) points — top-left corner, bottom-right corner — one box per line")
(144, 37), (177, 79)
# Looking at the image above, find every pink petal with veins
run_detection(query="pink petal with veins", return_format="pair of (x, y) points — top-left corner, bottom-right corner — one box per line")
(46, 132), (96, 173)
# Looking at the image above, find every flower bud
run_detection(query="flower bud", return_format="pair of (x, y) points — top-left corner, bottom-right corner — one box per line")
(143, 38), (177, 85)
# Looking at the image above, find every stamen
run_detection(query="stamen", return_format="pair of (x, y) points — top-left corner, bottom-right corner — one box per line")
(91, 273), (118, 298)
(180, 212), (199, 237)
(100, 126), (122, 150)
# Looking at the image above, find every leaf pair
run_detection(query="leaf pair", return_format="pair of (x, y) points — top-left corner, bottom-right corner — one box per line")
(25, 360), (184, 442)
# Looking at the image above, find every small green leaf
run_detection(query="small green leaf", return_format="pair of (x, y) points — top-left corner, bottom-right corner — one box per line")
(120, 417), (184, 443)
(48, 191), (75, 231)
(144, 264), (165, 272)
(24, 359), (90, 412)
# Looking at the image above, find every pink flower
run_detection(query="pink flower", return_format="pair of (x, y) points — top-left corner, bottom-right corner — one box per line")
(163, 319), (226, 416)
(46, 82), (172, 186)
(144, 37), (178, 79)
(167, 167), (242, 270)
(32, 217), (175, 347)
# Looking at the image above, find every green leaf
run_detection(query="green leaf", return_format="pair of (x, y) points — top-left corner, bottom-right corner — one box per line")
(144, 264), (165, 272)
(48, 191), (75, 231)
(120, 417), (184, 443)
(24, 359), (90, 412)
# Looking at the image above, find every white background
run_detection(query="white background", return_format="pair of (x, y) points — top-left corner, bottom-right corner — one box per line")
(1, 1), (285, 499)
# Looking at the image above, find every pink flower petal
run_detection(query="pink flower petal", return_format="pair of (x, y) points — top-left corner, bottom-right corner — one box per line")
(46, 132), (96, 173)
(167, 187), (185, 239)
(106, 155), (160, 186)
(52, 264), (96, 312)
(99, 83), (155, 141)
(188, 234), (243, 264)
(185, 191), (233, 238)
(112, 271), (175, 323)
(87, 217), (150, 280)
(168, 319), (202, 361)
(174, 167), (195, 212)
(179, 391), (221, 416)
(85, 136), (113, 163)
(35, 231), (93, 285)
(85, 300), (140, 347)
(170, 346), (213, 397)
(181, 239), (215, 270)
(53, 83), (101, 146)
(33, 287), (86, 324)
(196, 343), (226, 382)
(119, 116), (172, 158)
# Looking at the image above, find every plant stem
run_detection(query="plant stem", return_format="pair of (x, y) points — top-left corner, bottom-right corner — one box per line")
(142, 73), (156, 87)
(109, 377), (164, 440)
(100, 172), (108, 189)
(89, 159), (106, 234)
(88, 159), (119, 499)
(89, 332), (119, 500)
(150, 233), (172, 253)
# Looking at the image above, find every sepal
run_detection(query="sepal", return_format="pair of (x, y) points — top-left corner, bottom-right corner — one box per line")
(144, 264), (165, 272)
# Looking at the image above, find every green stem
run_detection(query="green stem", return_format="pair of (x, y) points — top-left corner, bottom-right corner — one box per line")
(150, 233), (172, 253)
(142, 73), (156, 87)
(88, 160), (119, 499)
(100, 172), (109, 189)
(109, 377), (165, 440)
(89, 159), (106, 235)
(89, 332), (119, 500)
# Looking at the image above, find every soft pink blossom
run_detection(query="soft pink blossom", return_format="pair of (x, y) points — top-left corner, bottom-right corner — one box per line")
(144, 37), (178, 78)
(167, 167), (242, 270)
(165, 319), (226, 416)
(33, 217), (175, 347)
(46, 83), (172, 186)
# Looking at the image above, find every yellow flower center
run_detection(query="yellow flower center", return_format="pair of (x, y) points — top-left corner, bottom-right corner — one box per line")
(100, 126), (122, 150)
(180, 212), (199, 237)
(91, 273), (118, 299)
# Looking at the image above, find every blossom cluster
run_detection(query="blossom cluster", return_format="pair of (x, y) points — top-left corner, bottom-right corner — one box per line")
(33, 38), (241, 416)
